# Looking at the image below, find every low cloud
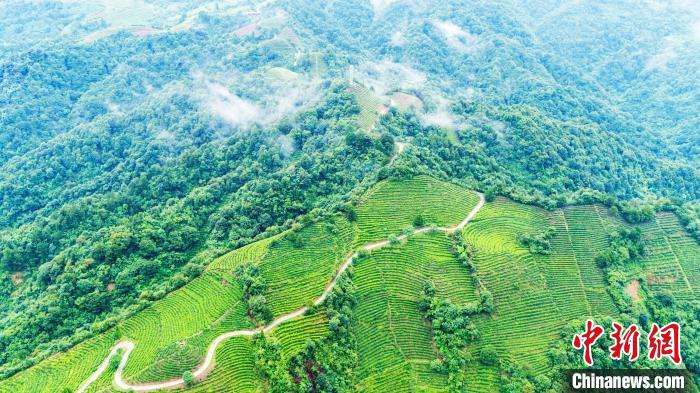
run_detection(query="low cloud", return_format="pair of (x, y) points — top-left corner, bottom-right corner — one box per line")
(204, 82), (264, 127)
(370, 0), (399, 16)
(273, 82), (319, 116)
(642, 0), (700, 15)
(194, 71), (321, 129)
(154, 129), (176, 143)
(277, 134), (295, 158)
(643, 34), (686, 73)
(390, 31), (406, 46)
(421, 111), (455, 128)
(354, 60), (426, 95)
(105, 100), (121, 113)
(644, 46), (678, 72)
(432, 20), (478, 53)
(420, 95), (457, 129)
(642, 14), (700, 72)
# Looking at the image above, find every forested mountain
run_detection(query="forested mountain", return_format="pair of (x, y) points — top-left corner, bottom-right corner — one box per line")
(0, 0), (698, 390)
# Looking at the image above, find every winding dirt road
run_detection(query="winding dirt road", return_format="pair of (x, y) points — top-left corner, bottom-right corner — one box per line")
(77, 192), (484, 393)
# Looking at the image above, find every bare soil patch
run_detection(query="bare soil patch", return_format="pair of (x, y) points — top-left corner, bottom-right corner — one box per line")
(233, 22), (259, 37)
(625, 279), (641, 302)
(131, 27), (160, 37)
(10, 272), (23, 286)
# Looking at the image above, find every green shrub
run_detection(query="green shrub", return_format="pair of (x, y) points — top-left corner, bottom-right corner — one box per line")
(413, 213), (426, 227)
(480, 289), (495, 314)
(183, 371), (195, 387)
(478, 346), (498, 366)
(517, 226), (556, 255)
(108, 352), (120, 372)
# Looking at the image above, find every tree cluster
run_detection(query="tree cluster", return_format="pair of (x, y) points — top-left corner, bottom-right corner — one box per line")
(236, 263), (272, 325)
(418, 281), (480, 391)
(518, 227), (557, 255)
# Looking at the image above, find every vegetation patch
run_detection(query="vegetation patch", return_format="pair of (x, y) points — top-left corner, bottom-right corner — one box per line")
(253, 271), (358, 392)
(236, 264), (273, 325)
(418, 281), (480, 391)
(517, 226), (556, 255)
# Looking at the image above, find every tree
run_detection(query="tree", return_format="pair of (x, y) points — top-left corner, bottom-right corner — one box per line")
(345, 132), (373, 153)
(479, 346), (498, 366)
(376, 134), (395, 155)
(345, 205), (357, 222)
(286, 232), (305, 248)
(413, 213), (426, 227)
(638, 312), (650, 329)
(249, 295), (272, 323)
(484, 188), (497, 202)
(621, 204), (655, 223)
(656, 290), (675, 307)
(480, 289), (495, 314)
(183, 371), (195, 387)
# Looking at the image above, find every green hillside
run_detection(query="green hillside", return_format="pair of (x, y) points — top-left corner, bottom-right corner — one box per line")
(355, 175), (481, 245)
(354, 232), (477, 392)
(2, 175), (697, 392)
(1, 1), (700, 390)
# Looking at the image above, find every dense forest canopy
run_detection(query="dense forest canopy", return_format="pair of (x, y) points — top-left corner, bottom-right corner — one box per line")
(0, 0), (698, 381)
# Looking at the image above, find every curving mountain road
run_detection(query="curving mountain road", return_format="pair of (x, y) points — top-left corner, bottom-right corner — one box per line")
(76, 192), (484, 392)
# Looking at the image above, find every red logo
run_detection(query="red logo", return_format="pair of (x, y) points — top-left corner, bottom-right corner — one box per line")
(609, 322), (640, 362)
(572, 319), (605, 366)
(648, 322), (682, 364)
(572, 320), (682, 366)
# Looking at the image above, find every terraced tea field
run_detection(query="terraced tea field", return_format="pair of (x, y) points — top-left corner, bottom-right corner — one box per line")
(618, 212), (698, 301)
(271, 308), (329, 360)
(462, 197), (616, 375)
(354, 231), (477, 392)
(355, 175), (481, 245)
(561, 205), (618, 316)
(1, 176), (698, 393)
(0, 238), (267, 393)
(186, 336), (259, 393)
(655, 213), (700, 299)
(348, 83), (384, 131)
(118, 272), (247, 383)
(0, 334), (115, 393)
(463, 363), (500, 393)
(259, 216), (355, 317)
(0, 270), (249, 392)
(208, 233), (281, 271)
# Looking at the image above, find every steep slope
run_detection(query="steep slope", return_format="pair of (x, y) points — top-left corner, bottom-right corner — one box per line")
(2, 176), (697, 392)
